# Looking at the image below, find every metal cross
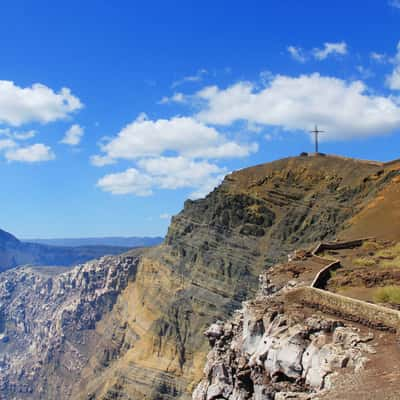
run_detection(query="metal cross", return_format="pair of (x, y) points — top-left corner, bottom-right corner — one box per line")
(310, 125), (325, 154)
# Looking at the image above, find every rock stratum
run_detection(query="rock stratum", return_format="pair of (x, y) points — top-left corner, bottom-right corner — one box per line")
(0, 155), (399, 400)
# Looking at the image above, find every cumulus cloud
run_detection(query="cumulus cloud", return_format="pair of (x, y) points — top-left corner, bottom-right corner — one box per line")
(137, 156), (225, 190)
(287, 46), (307, 63)
(386, 41), (400, 90)
(97, 168), (154, 196)
(92, 115), (257, 164)
(0, 128), (54, 163)
(195, 73), (400, 139)
(160, 213), (171, 220)
(313, 42), (347, 60)
(171, 69), (208, 88)
(0, 81), (82, 126)
(5, 143), (55, 163)
(97, 156), (225, 198)
(61, 124), (84, 145)
(92, 113), (255, 198)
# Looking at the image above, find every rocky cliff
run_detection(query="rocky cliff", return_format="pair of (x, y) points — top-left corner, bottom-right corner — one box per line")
(0, 155), (398, 399)
(192, 266), (375, 400)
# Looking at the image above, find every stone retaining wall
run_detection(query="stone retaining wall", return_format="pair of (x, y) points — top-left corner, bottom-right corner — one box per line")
(283, 238), (400, 332)
(312, 239), (366, 256)
(286, 287), (400, 332)
(310, 239), (366, 289)
(310, 260), (341, 288)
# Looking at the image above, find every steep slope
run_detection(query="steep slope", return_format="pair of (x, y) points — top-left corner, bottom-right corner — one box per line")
(340, 160), (400, 241)
(0, 155), (398, 400)
(0, 228), (131, 272)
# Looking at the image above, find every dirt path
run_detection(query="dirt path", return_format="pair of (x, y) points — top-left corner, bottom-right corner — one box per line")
(317, 332), (400, 399)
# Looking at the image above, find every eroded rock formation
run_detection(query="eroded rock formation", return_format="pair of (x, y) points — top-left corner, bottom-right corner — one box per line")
(0, 253), (140, 398)
(193, 284), (374, 400)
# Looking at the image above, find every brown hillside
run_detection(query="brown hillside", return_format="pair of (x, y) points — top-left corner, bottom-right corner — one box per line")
(340, 162), (400, 241)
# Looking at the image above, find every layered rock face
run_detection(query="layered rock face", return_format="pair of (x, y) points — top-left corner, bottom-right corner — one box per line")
(0, 155), (397, 399)
(0, 253), (141, 399)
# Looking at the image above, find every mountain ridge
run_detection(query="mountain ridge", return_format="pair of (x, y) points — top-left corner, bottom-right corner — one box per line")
(22, 236), (163, 248)
(0, 228), (135, 272)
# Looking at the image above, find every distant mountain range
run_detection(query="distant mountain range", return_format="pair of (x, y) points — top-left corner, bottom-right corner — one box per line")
(24, 236), (164, 248)
(0, 229), (163, 273)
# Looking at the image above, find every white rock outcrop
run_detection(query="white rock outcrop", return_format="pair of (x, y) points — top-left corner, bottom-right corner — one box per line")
(193, 295), (373, 400)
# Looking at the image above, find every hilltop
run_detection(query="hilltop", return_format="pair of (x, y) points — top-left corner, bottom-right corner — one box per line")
(0, 154), (399, 399)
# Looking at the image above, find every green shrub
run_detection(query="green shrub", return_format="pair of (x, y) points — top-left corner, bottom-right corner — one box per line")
(381, 259), (400, 269)
(373, 286), (400, 304)
(361, 241), (381, 252)
(352, 257), (376, 267)
(376, 242), (400, 258)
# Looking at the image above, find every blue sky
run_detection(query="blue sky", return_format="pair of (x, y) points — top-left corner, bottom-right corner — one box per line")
(1, 0), (400, 238)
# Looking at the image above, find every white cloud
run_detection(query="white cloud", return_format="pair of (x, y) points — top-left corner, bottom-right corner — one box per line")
(259, 70), (274, 86)
(97, 168), (153, 196)
(387, 68), (400, 89)
(370, 52), (388, 63)
(159, 92), (186, 104)
(13, 130), (36, 140)
(61, 124), (84, 145)
(97, 156), (225, 198)
(187, 141), (258, 158)
(0, 139), (17, 150)
(0, 128), (36, 140)
(92, 113), (255, 198)
(287, 46), (307, 63)
(92, 115), (257, 163)
(313, 42), (347, 60)
(288, 42), (347, 62)
(5, 143), (55, 163)
(386, 41), (400, 90)
(90, 154), (116, 167)
(171, 69), (208, 88)
(137, 156), (225, 190)
(195, 73), (400, 139)
(356, 65), (374, 79)
(0, 81), (82, 126)
(160, 213), (171, 220)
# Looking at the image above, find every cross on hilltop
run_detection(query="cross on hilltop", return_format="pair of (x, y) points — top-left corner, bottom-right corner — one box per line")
(310, 125), (325, 154)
